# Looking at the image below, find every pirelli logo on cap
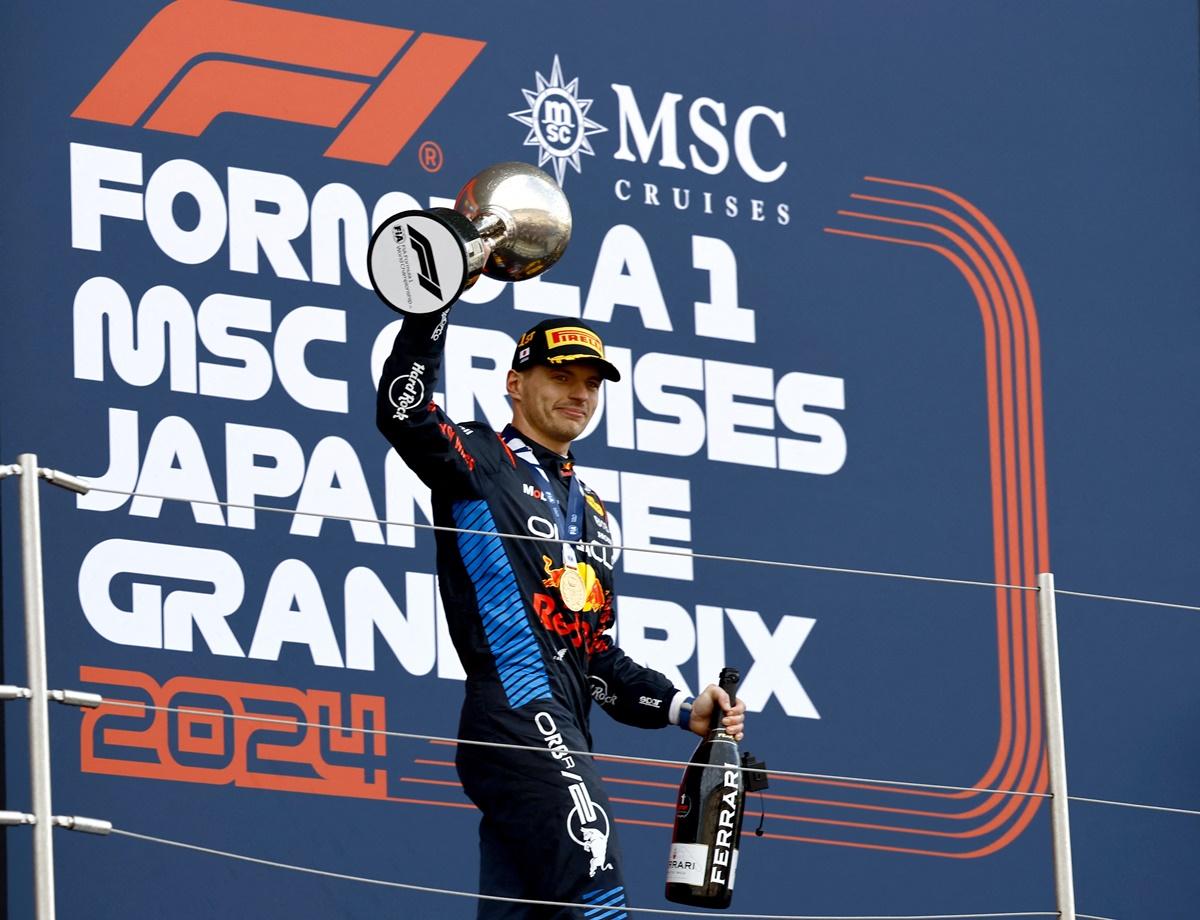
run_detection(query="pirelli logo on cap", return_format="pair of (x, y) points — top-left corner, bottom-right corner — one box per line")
(547, 326), (604, 355)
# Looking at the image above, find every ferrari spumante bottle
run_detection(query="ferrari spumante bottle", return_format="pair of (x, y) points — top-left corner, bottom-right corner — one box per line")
(664, 667), (745, 909)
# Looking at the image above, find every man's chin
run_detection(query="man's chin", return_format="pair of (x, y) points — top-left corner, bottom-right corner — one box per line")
(546, 418), (588, 444)
(557, 423), (587, 443)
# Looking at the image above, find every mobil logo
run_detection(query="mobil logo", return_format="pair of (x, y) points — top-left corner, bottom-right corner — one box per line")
(610, 83), (788, 183)
(72, 0), (484, 166)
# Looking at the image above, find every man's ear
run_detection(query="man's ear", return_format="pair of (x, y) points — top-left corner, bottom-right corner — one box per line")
(506, 369), (521, 401)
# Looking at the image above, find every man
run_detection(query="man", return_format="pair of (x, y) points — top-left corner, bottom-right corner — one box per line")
(377, 309), (745, 919)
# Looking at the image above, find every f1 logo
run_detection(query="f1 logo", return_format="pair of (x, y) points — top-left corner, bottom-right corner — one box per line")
(406, 227), (444, 300)
(72, 0), (485, 166)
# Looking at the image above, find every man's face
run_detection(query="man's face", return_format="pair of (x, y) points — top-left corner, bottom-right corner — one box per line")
(508, 362), (604, 449)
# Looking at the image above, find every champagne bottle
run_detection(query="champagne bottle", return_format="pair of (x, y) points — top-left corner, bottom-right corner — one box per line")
(664, 667), (745, 909)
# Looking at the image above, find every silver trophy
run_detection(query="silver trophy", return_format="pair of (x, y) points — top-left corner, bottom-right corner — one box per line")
(368, 162), (572, 315)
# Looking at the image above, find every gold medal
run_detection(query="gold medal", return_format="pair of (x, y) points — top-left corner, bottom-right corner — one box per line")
(559, 566), (587, 612)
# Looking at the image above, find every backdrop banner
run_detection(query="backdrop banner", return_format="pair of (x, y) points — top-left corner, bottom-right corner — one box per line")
(2, 2), (1198, 918)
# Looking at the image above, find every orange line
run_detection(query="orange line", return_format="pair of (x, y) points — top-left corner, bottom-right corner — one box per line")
(384, 796), (476, 810)
(610, 771), (1048, 825)
(853, 183), (1051, 838)
(424, 741), (1016, 816)
(611, 796), (672, 808)
(605, 775), (1037, 821)
(847, 191), (1041, 581)
(610, 795), (1025, 841)
(753, 831), (985, 859)
(839, 200), (1030, 584)
(422, 745), (1008, 814)
(402, 756), (1035, 839)
(955, 753), (1048, 858)
(752, 753), (1047, 857)
(818, 213), (1045, 847)
(863, 177), (1050, 573)
(756, 788), (1031, 820)
(381, 775), (1052, 859)
(832, 209), (1043, 823)
(820, 181), (1052, 853)
(603, 777), (676, 790)
(595, 755), (681, 769)
(771, 772), (995, 799)
(824, 226), (1028, 814)
(401, 756), (1030, 843)
(614, 817), (673, 830)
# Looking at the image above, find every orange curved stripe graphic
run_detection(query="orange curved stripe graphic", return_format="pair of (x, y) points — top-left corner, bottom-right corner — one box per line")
(780, 176), (1055, 856)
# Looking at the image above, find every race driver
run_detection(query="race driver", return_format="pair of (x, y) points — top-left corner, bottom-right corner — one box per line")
(376, 308), (746, 919)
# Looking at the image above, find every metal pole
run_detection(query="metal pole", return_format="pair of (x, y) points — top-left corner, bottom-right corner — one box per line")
(1036, 572), (1075, 920)
(18, 453), (56, 920)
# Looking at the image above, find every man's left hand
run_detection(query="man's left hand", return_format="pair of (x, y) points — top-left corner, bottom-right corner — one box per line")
(688, 685), (746, 741)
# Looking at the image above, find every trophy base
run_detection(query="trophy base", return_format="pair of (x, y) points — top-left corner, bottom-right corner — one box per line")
(367, 210), (472, 315)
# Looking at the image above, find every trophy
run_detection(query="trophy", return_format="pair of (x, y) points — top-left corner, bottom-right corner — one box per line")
(367, 162), (572, 314)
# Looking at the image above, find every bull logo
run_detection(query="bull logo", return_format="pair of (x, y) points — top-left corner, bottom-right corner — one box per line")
(566, 782), (613, 878)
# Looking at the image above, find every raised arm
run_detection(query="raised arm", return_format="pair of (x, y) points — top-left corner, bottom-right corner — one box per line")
(376, 307), (491, 494)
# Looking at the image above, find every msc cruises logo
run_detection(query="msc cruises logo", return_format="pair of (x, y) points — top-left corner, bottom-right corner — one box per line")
(509, 55), (606, 186)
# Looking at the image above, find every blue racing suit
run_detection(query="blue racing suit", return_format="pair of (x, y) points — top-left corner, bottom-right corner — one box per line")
(377, 308), (686, 919)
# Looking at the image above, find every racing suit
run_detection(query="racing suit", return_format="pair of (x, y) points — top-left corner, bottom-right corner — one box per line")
(377, 309), (687, 919)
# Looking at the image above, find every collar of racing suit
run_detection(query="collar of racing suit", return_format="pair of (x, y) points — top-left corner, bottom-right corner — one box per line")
(503, 424), (576, 483)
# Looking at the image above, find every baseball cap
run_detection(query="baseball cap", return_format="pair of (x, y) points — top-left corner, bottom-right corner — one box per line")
(511, 318), (621, 382)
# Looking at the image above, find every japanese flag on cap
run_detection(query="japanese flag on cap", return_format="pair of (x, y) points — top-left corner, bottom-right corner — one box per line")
(510, 318), (621, 381)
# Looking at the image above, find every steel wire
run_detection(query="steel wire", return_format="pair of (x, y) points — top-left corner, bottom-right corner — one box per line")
(1067, 796), (1200, 818)
(107, 826), (1057, 920)
(79, 485), (1035, 592)
(1052, 589), (1200, 613)
(94, 698), (1200, 818)
(94, 698), (1048, 799)
(75, 484), (1200, 613)
(0, 464), (1169, 920)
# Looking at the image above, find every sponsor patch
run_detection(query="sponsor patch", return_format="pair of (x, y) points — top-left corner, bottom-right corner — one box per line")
(388, 363), (426, 420)
(547, 326), (604, 355)
(535, 711), (614, 878)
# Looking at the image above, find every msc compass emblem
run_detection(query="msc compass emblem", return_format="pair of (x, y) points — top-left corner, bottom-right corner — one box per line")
(510, 55), (607, 186)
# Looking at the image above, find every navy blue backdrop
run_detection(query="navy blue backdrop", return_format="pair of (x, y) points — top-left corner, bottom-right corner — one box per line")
(3, 1), (1198, 918)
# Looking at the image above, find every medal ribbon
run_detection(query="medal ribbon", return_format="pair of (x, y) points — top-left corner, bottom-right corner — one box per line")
(503, 428), (586, 566)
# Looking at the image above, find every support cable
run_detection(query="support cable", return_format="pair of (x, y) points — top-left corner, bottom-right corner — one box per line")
(76, 485), (1200, 612)
(79, 486), (1034, 592)
(1052, 589), (1200, 614)
(96, 697), (1047, 800)
(93, 699), (1200, 818)
(1066, 796), (1200, 818)
(107, 825), (1055, 920)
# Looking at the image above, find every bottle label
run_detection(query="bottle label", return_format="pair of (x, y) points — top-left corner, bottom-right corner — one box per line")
(666, 843), (709, 886)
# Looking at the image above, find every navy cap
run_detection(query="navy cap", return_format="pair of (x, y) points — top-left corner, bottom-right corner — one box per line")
(511, 318), (620, 382)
